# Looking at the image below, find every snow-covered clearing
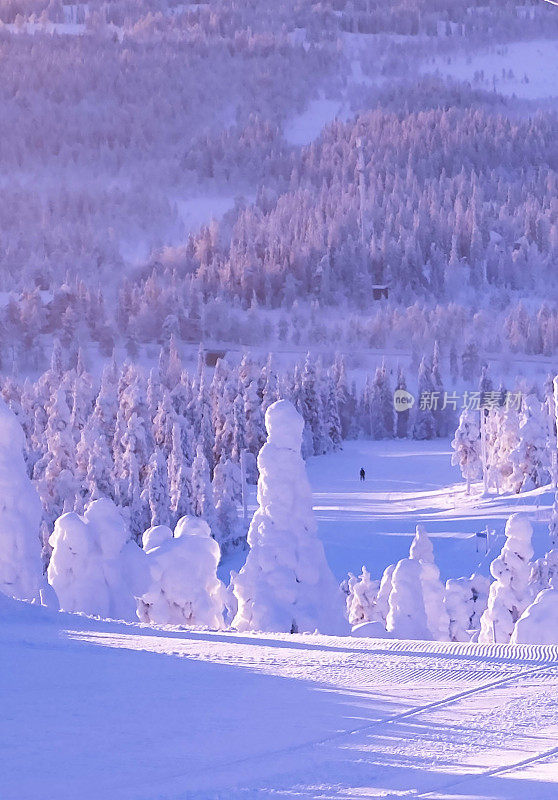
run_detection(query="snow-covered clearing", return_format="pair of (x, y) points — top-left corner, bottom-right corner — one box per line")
(303, 438), (554, 584)
(175, 193), (242, 232)
(284, 96), (346, 145)
(2, 594), (558, 799)
(423, 39), (558, 102)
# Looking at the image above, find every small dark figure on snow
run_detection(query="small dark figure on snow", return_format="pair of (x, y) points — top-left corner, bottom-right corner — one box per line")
(359, 467), (365, 482)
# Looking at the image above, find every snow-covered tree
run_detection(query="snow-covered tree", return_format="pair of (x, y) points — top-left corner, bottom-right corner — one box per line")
(508, 395), (552, 492)
(369, 362), (394, 439)
(191, 444), (217, 532)
(0, 398), (43, 601)
(232, 400), (347, 635)
(431, 341), (446, 437)
(444, 573), (490, 642)
(324, 374), (343, 451)
(511, 579), (558, 645)
(47, 499), (149, 620)
(488, 404), (520, 493)
(373, 563), (395, 625)
(34, 386), (78, 527)
(479, 514), (534, 643)
(138, 517), (225, 628)
(143, 448), (170, 528)
(212, 458), (242, 551)
(451, 408), (482, 493)
(346, 566), (380, 627)
(386, 558), (431, 640)
(168, 421), (192, 525)
(413, 357), (436, 440)
(78, 414), (114, 506)
(409, 524), (449, 641)
(395, 365), (409, 439)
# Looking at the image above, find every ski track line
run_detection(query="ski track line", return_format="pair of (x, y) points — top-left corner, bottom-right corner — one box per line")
(129, 656), (558, 794)
(413, 742), (558, 798)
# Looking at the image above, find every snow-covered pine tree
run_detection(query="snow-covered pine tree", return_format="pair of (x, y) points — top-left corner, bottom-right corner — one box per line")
(231, 392), (247, 464)
(451, 407), (482, 493)
(373, 563), (395, 625)
(75, 412), (115, 509)
(153, 390), (177, 459)
(508, 395), (552, 492)
(413, 357), (436, 440)
(143, 448), (170, 528)
(461, 341), (479, 383)
(444, 573), (490, 642)
(168, 421), (192, 525)
(395, 365), (409, 439)
(191, 443), (218, 533)
(33, 386), (79, 528)
(261, 353), (279, 414)
(431, 341), (446, 437)
(332, 353), (355, 440)
(117, 411), (151, 543)
(386, 558), (431, 640)
(232, 400), (347, 635)
(239, 353), (265, 458)
(369, 362), (394, 439)
(300, 353), (328, 455)
(346, 566), (380, 626)
(479, 513), (534, 643)
(213, 458), (242, 551)
(324, 374), (343, 451)
(409, 524), (450, 641)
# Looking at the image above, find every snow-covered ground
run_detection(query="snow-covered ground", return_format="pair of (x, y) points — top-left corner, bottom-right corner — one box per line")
(2, 593), (558, 800)
(285, 96), (346, 145)
(423, 39), (558, 103)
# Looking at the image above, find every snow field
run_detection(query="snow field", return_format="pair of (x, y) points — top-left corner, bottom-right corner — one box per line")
(301, 438), (554, 586)
(423, 39), (558, 103)
(2, 595), (558, 799)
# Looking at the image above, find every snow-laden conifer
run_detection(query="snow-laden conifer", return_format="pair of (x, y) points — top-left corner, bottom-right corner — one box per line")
(232, 400), (347, 634)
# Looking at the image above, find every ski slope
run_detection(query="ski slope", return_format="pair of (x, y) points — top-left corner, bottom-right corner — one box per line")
(306, 439), (552, 584)
(2, 593), (558, 800)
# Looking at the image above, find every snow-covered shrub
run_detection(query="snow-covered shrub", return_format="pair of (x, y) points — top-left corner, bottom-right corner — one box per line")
(451, 409), (482, 493)
(478, 513), (534, 643)
(47, 499), (149, 620)
(529, 547), (558, 598)
(346, 566), (380, 627)
(445, 573), (490, 642)
(138, 517), (225, 628)
(409, 524), (449, 641)
(386, 558), (431, 640)
(372, 563), (395, 626)
(0, 397), (43, 602)
(232, 400), (347, 635)
(511, 581), (558, 645)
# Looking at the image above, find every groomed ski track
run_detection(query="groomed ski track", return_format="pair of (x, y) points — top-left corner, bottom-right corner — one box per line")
(3, 602), (558, 800)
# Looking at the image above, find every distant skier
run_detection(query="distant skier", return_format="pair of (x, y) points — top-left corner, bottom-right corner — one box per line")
(359, 467), (365, 482)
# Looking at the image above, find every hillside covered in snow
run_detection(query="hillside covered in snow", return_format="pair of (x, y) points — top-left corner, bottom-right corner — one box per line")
(0, 0), (557, 371)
